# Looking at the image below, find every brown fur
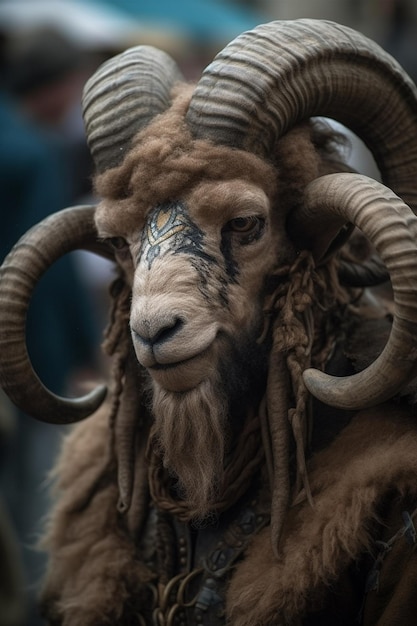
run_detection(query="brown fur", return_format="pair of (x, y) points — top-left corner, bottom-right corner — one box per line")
(40, 402), (417, 624)
(40, 408), (154, 623)
(40, 86), (382, 625)
(226, 404), (417, 625)
(93, 89), (276, 240)
(93, 87), (336, 250)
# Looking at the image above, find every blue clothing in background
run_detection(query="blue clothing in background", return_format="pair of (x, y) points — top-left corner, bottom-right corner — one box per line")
(0, 91), (100, 625)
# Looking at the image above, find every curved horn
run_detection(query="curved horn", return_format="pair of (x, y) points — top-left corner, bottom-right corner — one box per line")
(0, 206), (113, 424)
(185, 19), (417, 213)
(82, 46), (184, 173)
(293, 173), (417, 409)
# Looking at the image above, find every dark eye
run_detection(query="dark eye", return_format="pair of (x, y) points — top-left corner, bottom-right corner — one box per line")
(107, 236), (128, 251)
(226, 216), (260, 233)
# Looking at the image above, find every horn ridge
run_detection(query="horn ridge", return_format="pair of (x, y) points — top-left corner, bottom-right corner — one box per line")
(298, 173), (417, 409)
(83, 45), (184, 173)
(186, 19), (417, 212)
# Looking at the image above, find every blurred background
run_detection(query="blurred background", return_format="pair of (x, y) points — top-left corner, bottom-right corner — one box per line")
(0, 0), (416, 624)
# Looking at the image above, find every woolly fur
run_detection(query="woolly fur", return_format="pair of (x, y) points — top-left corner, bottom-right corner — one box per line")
(226, 404), (417, 625)
(40, 402), (417, 625)
(93, 86), (333, 245)
(94, 88), (274, 237)
(40, 408), (154, 624)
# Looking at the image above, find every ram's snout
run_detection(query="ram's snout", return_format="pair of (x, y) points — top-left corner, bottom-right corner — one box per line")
(131, 307), (185, 363)
(130, 289), (220, 391)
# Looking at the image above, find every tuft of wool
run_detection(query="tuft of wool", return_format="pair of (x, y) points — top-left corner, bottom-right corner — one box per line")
(39, 409), (154, 624)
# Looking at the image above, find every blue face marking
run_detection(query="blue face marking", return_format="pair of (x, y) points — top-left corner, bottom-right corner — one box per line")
(139, 201), (217, 269)
(138, 200), (240, 308)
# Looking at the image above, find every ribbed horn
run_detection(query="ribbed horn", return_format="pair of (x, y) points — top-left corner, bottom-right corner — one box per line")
(83, 46), (184, 173)
(0, 206), (113, 424)
(185, 19), (417, 213)
(293, 173), (417, 409)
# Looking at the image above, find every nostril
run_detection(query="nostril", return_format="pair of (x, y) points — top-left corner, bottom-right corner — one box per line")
(153, 316), (184, 345)
(131, 316), (184, 347)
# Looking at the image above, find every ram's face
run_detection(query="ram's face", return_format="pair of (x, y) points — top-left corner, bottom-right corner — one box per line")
(97, 178), (287, 394)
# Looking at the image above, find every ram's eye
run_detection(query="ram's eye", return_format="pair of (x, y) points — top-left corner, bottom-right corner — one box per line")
(107, 236), (128, 251)
(222, 216), (265, 245)
(226, 216), (260, 233)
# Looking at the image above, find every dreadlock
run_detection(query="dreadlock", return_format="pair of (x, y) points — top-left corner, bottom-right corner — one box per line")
(262, 250), (358, 553)
(102, 271), (151, 535)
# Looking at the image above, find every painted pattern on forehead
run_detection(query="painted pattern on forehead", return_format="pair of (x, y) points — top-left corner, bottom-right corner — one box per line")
(139, 200), (217, 269)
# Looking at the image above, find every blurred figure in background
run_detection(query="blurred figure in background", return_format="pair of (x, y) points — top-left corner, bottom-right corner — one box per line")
(0, 26), (101, 626)
(6, 26), (95, 201)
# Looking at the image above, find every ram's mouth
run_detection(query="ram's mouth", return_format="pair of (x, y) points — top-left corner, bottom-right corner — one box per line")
(150, 355), (196, 370)
(147, 350), (212, 392)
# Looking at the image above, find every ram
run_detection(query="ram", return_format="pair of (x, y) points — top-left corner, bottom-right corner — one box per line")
(2, 18), (417, 626)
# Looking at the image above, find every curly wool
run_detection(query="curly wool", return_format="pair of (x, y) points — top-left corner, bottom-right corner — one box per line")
(93, 88), (276, 236)
(92, 87), (345, 242)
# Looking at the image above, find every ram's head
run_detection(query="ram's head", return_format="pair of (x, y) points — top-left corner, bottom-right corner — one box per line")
(2, 19), (417, 535)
